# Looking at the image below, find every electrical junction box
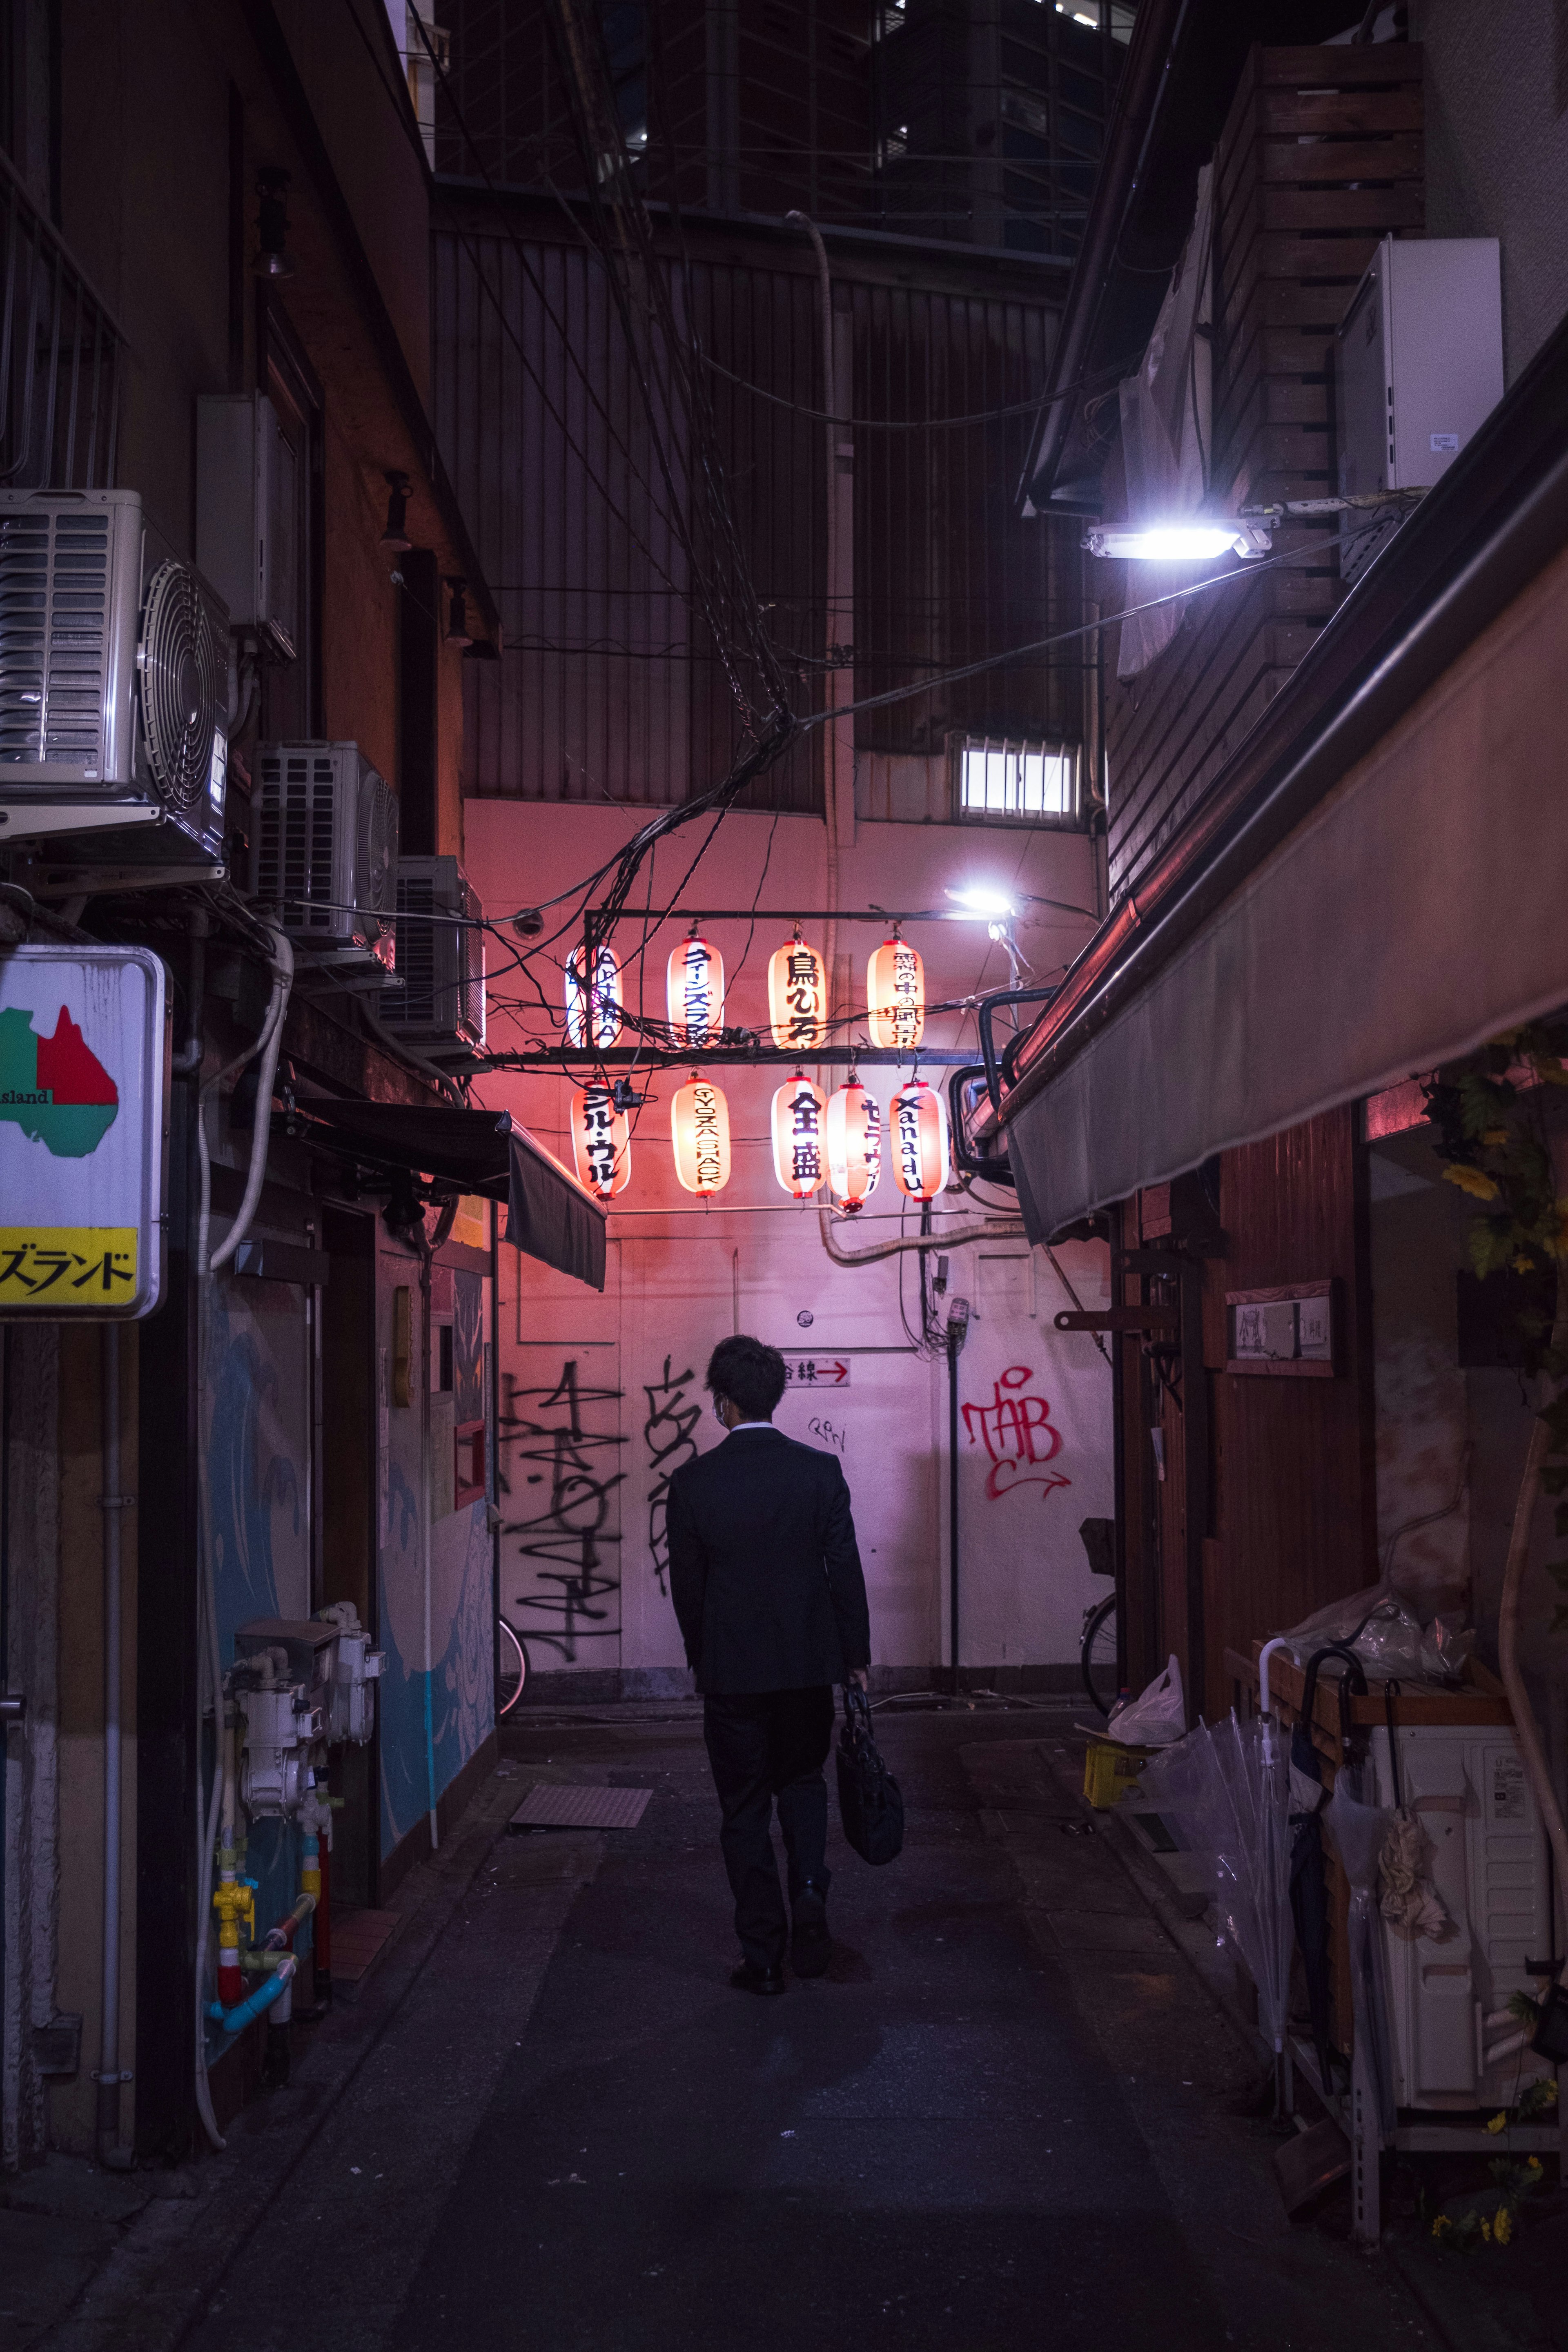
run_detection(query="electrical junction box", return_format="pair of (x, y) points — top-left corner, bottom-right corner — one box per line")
(196, 393), (301, 659)
(1335, 237), (1503, 586)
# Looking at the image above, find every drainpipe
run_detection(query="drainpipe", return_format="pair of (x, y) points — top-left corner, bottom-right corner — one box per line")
(945, 1297), (970, 1695)
(96, 1325), (134, 2168)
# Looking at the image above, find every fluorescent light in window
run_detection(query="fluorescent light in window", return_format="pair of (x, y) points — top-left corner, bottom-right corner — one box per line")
(957, 739), (1073, 821)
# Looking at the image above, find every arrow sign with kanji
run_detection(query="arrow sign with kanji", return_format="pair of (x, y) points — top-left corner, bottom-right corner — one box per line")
(780, 1354), (851, 1387)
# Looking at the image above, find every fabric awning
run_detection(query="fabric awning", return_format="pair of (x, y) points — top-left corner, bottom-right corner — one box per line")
(296, 1102), (606, 1292)
(1004, 538), (1568, 1241)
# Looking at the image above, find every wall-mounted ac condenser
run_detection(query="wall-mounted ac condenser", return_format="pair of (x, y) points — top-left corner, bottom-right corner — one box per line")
(249, 742), (398, 967)
(380, 854), (486, 1056)
(0, 488), (229, 858)
(1335, 237), (1504, 586)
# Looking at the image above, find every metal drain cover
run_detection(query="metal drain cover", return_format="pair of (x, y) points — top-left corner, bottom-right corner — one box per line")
(510, 1783), (653, 1831)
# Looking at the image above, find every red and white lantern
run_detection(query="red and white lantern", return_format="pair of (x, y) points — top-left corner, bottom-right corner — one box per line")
(564, 942), (622, 1049)
(671, 1074), (732, 1196)
(667, 931), (724, 1048)
(771, 1071), (827, 1198)
(767, 931), (828, 1054)
(825, 1076), (881, 1213)
(866, 931), (924, 1052)
(570, 1083), (631, 1200)
(890, 1077), (949, 1201)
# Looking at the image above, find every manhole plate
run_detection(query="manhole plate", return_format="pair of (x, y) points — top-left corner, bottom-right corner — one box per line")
(510, 1784), (653, 1831)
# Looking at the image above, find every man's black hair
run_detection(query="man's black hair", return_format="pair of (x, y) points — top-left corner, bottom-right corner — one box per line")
(706, 1334), (787, 1422)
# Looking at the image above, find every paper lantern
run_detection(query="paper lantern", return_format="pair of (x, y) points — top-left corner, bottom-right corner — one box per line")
(825, 1076), (881, 1213)
(771, 1071), (827, 1198)
(866, 932), (924, 1052)
(670, 1075), (732, 1196)
(890, 1078), (949, 1202)
(667, 931), (724, 1047)
(564, 942), (622, 1049)
(570, 1084), (631, 1199)
(767, 931), (828, 1053)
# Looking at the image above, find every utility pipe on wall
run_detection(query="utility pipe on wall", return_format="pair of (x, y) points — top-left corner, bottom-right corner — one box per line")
(946, 1297), (971, 1694)
(96, 1325), (133, 2169)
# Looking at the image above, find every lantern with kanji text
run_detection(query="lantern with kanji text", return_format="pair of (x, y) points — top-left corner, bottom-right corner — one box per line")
(667, 930), (724, 1047)
(670, 1074), (732, 1196)
(825, 1074), (880, 1213)
(570, 1084), (631, 1199)
(767, 929), (828, 1053)
(866, 929), (924, 1052)
(564, 941), (622, 1049)
(890, 1077), (948, 1201)
(771, 1071), (826, 1198)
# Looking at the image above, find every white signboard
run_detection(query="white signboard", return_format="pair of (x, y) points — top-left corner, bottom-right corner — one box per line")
(0, 945), (168, 1319)
(780, 1354), (850, 1389)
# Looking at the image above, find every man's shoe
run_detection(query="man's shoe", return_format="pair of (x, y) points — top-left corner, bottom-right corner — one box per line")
(791, 1883), (831, 1979)
(730, 1961), (786, 1996)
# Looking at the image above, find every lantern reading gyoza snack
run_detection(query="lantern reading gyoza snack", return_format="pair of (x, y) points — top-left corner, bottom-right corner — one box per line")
(825, 1076), (880, 1213)
(771, 1071), (826, 1198)
(866, 931), (924, 1052)
(667, 931), (724, 1047)
(564, 942), (622, 1049)
(767, 930), (828, 1053)
(671, 1075), (732, 1195)
(890, 1077), (948, 1201)
(571, 1084), (631, 1199)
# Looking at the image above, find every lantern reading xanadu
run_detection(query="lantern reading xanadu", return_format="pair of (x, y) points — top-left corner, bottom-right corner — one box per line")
(667, 930), (724, 1048)
(671, 1074), (732, 1196)
(564, 942), (622, 1049)
(866, 930), (924, 1052)
(771, 1072), (827, 1199)
(890, 1077), (948, 1202)
(570, 1084), (631, 1200)
(825, 1075), (880, 1213)
(767, 929), (828, 1054)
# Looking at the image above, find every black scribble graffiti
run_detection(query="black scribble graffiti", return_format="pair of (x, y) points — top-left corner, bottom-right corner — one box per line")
(500, 1360), (626, 1662)
(807, 1416), (846, 1455)
(644, 1356), (700, 1597)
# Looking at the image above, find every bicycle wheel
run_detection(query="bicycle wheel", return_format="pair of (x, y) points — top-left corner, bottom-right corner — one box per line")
(497, 1618), (528, 1718)
(1080, 1593), (1118, 1717)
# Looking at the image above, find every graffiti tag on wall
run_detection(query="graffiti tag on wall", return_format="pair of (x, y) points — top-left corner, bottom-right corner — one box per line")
(962, 1365), (1070, 1504)
(500, 1359), (625, 1660)
(644, 1355), (699, 1597)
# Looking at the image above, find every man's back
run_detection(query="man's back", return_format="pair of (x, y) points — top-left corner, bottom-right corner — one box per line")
(667, 1428), (869, 1694)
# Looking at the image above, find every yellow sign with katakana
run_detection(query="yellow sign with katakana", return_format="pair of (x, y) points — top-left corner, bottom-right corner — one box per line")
(0, 1229), (139, 1306)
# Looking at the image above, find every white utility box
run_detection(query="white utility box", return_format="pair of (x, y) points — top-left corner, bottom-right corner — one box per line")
(1335, 237), (1503, 585)
(196, 392), (301, 657)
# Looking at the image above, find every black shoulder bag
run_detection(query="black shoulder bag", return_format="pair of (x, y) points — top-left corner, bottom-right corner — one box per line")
(835, 1685), (904, 1865)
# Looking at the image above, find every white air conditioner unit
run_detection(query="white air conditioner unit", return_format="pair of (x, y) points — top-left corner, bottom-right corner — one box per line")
(0, 488), (229, 858)
(196, 393), (300, 658)
(380, 854), (486, 1056)
(249, 742), (398, 967)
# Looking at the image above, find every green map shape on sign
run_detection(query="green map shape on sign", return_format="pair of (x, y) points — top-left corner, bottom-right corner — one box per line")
(0, 1004), (119, 1158)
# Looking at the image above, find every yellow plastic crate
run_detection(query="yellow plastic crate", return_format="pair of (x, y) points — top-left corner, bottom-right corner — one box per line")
(1082, 1739), (1152, 1810)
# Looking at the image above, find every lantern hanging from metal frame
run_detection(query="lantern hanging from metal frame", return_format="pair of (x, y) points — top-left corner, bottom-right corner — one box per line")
(767, 928), (828, 1054)
(890, 1077), (948, 1202)
(825, 1074), (881, 1213)
(564, 941), (622, 1049)
(667, 929), (725, 1048)
(771, 1071), (827, 1199)
(866, 929), (924, 1052)
(670, 1073), (732, 1196)
(570, 1083), (631, 1200)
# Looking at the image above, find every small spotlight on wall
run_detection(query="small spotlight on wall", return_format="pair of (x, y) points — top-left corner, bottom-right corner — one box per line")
(444, 576), (473, 648)
(380, 472), (412, 553)
(254, 169), (295, 280)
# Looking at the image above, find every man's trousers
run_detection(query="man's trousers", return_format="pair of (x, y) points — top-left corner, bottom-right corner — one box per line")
(702, 1686), (836, 1971)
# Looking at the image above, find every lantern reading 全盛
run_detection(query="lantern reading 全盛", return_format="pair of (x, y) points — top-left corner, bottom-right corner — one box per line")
(890, 1077), (948, 1201)
(866, 932), (923, 1052)
(571, 1084), (631, 1198)
(772, 1071), (826, 1198)
(826, 1076), (880, 1212)
(671, 1074), (732, 1195)
(668, 932), (724, 1047)
(767, 931), (827, 1053)
(564, 942), (622, 1049)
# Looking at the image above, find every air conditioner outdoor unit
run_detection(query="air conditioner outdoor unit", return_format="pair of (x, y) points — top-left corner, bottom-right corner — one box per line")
(249, 742), (398, 970)
(0, 487), (229, 858)
(380, 854), (486, 1056)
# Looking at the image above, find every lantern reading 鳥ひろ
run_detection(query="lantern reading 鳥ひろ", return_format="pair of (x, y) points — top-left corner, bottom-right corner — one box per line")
(890, 1078), (949, 1201)
(866, 932), (924, 1052)
(570, 1084), (631, 1200)
(564, 942), (622, 1049)
(771, 1072), (827, 1198)
(667, 931), (725, 1047)
(767, 931), (828, 1053)
(825, 1076), (881, 1213)
(671, 1075), (732, 1196)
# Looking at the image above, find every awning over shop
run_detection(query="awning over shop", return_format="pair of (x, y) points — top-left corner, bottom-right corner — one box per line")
(1004, 537), (1568, 1241)
(296, 1102), (606, 1292)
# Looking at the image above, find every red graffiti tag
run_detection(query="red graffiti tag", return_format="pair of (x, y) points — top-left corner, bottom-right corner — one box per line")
(961, 1365), (1071, 1504)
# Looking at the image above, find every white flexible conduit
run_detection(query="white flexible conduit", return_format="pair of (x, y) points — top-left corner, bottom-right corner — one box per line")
(191, 925), (293, 2149)
(817, 1214), (1026, 1267)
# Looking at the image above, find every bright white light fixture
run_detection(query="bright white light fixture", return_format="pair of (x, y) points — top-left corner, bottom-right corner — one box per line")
(945, 886), (1017, 920)
(1083, 520), (1273, 562)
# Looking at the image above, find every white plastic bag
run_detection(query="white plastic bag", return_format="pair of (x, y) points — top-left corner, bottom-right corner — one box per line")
(1103, 1654), (1186, 1748)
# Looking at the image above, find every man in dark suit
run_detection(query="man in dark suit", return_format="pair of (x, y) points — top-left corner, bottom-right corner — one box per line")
(667, 1334), (871, 1995)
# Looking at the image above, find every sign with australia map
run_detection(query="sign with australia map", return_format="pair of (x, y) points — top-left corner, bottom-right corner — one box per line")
(0, 946), (168, 1319)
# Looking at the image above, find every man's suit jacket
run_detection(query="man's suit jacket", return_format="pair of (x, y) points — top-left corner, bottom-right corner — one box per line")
(666, 1428), (871, 1694)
